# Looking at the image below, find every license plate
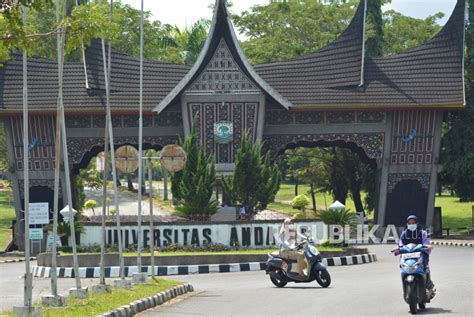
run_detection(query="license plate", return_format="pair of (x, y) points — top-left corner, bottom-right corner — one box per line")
(401, 252), (421, 260)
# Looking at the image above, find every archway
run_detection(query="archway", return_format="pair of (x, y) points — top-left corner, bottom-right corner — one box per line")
(385, 179), (429, 227)
(276, 139), (378, 168)
(69, 142), (166, 215)
(274, 139), (378, 216)
(71, 142), (165, 175)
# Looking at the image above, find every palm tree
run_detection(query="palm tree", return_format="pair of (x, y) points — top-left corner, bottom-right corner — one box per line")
(166, 19), (211, 64)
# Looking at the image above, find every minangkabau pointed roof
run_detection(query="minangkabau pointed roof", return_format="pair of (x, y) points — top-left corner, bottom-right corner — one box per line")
(153, 0), (293, 113)
(0, 0), (467, 112)
(255, 0), (467, 109)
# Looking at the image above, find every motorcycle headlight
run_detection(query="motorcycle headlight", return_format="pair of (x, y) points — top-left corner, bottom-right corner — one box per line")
(309, 246), (319, 256)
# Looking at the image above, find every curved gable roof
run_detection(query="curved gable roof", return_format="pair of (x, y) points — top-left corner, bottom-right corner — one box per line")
(255, 0), (466, 109)
(362, 0), (466, 108)
(153, 0), (292, 113)
(0, 1), (466, 113)
(254, 0), (367, 89)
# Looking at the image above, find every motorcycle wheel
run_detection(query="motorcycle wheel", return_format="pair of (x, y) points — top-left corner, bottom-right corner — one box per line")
(270, 271), (287, 288)
(315, 269), (331, 288)
(406, 284), (418, 314)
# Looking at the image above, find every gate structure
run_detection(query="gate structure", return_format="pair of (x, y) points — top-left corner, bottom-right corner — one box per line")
(0, 0), (467, 248)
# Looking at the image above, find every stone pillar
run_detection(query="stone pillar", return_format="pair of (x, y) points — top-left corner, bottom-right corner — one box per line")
(255, 93), (266, 144)
(425, 111), (443, 227)
(375, 112), (393, 226)
(3, 118), (24, 249)
(3, 118), (22, 212)
(181, 94), (191, 137)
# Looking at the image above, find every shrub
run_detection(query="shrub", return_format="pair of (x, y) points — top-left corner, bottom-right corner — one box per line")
(173, 123), (218, 216)
(318, 208), (359, 228)
(84, 199), (98, 216)
(292, 194), (310, 210)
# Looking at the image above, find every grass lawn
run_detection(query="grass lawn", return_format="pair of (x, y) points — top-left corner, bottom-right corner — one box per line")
(274, 183), (368, 212)
(2, 278), (180, 317)
(152, 196), (174, 212)
(0, 184), (15, 251)
(435, 194), (473, 228)
(274, 183), (473, 230)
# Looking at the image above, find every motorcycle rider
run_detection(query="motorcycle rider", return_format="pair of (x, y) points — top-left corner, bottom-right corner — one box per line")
(279, 218), (307, 276)
(398, 215), (435, 292)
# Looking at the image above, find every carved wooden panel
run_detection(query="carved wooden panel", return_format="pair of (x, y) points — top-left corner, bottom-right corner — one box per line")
(10, 116), (56, 172)
(187, 39), (259, 94)
(262, 133), (384, 160)
(187, 102), (259, 163)
(390, 110), (436, 165)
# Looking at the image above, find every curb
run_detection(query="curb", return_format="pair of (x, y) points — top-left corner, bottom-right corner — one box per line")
(98, 283), (194, 317)
(432, 241), (474, 248)
(0, 257), (36, 264)
(31, 253), (377, 278)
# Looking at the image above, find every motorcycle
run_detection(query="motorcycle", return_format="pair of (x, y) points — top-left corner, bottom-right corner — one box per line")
(392, 243), (436, 315)
(265, 233), (331, 288)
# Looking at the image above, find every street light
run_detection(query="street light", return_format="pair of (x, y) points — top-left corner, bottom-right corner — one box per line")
(329, 200), (345, 211)
(60, 205), (77, 223)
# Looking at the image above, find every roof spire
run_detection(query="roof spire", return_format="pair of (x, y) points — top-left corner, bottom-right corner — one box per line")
(154, 0), (292, 113)
(359, 0), (367, 87)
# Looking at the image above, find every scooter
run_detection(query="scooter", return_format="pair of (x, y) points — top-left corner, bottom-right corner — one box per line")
(392, 243), (436, 315)
(265, 233), (331, 288)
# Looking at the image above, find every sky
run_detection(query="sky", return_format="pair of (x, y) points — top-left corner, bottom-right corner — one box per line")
(120, 0), (458, 31)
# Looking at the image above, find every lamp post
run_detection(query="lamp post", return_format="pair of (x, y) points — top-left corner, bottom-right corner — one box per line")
(329, 200), (345, 211)
(59, 205), (77, 223)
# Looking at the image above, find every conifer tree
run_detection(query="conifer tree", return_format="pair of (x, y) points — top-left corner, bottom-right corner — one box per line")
(171, 124), (218, 215)
(223, 131), (281, 213)
(440, 1), (474, 201)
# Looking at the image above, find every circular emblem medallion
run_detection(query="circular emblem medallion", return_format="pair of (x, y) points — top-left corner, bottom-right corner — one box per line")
(214, 121), (233, 144)
(160, 144), (187, 172)
(115, 145), (139, 173)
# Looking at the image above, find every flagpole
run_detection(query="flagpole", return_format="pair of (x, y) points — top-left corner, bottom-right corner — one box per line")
(148, 158), (155, 278)
(50, 0), (62, 298)
(101, 38), (127, 282)
(56, 0), (84, 296)
(136, 0), (145, 278)
(21, 5), (32, 310)
(101, 0), (127, 285)
(99, 112), (110, 287)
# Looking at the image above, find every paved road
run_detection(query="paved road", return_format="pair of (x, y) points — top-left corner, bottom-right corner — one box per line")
(83, 187), (180, 220)
(0, 259), (107, 310)
(82, 187), (285, 221)
(0, 245), (472, 316)
(140, 245), (474, 317)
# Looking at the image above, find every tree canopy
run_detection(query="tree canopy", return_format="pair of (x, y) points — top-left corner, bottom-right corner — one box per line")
(0, 1), (210, 65)
(0, 0), (118, 63)
(233, 0), (356, 64)
(382, 10), (442, 55)
(440, 0), (474, 201)
(233, 0), (442, 64)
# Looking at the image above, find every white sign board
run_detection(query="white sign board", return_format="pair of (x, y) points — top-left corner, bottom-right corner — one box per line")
(81, 221), (328, 248)
(29, 228), (44, 240)
(29, 203), (49, 225)
(46, 234), (62, 251)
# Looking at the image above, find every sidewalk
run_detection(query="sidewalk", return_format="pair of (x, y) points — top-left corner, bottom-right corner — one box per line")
(0, 251), (36, 264)
(431, 237), (474, 247)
